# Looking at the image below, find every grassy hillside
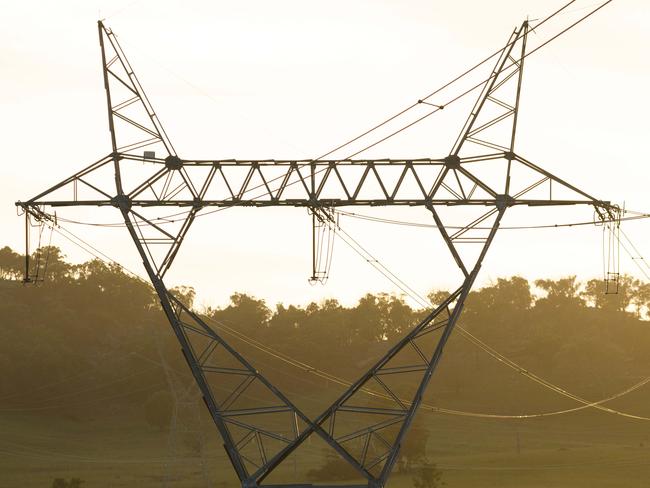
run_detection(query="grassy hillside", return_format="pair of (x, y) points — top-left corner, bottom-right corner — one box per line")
(1, 246), (650, 487)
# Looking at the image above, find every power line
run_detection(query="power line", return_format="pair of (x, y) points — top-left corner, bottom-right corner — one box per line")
(201, 287), (650, 420)
(340, 0), (615, 159)
(45, 206), (650, 233)
(335, 209), (650, 231)
(315, 213), (650, 421)
(79, 212), (650, 421)
(176, 0), (617, 208)
(30, 0), (616, 233)
(24, 184), (650, 422)
(25, 219), (650, 421)
(312, 0), (582, 160)
(618, 228), (650, 280)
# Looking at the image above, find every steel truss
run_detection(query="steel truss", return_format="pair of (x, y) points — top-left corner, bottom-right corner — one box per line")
(17, 20), (619, 488)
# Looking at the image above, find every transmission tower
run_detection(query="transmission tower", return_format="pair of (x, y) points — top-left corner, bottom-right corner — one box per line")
(16, 17), (621, 488)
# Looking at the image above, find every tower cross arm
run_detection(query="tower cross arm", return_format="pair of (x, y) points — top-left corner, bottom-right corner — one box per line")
(14, 154), (616, 213)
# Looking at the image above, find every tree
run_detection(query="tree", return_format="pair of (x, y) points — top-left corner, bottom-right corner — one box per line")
(383, 294), (415, 342)
(633, 281), (650, 319)
(351, 293), (388, 343)
(211, 292), (271, 334)
(471, 276), (532, 313)
(0, 246), (22, 280)
(32, 246), (71, 283)
(170, 285), (196, 309)
(534, 276), (584, 308)
(427, 290), (450, 308)
(412, 459), (444, 488)
(583, 275), (638, 313)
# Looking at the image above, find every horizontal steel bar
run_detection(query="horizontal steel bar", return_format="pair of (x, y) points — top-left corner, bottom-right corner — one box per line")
(119, 155), (448, 165)
(202, 366), (253, 376)
(336, 406), (407, 416)
(22, 198), (611, 208)
(375, 365), (428, 375)
(261, 485), (370, 488)
(220, 406), (293, 418)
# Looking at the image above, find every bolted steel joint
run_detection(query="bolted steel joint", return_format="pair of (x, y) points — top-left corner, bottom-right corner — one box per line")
(444, 154), (461, 169)
(242, 479), (258, 488)
(495, 194), (513, 211)
(165, 155), (183, 170)
(111, 194), (132, 210)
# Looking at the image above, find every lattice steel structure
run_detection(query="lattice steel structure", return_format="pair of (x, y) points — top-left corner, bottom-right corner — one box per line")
(17, 20), (619, 488)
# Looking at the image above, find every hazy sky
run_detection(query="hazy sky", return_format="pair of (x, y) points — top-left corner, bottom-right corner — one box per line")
(2, 0), (649, 308)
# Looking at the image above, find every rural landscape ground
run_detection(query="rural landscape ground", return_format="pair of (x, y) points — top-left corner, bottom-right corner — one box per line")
(2, 392), (649, 487)
(1, 246), (649, 487)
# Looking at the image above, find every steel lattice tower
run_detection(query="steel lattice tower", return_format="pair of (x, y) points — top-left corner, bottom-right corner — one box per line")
(16, 19), (620, 488)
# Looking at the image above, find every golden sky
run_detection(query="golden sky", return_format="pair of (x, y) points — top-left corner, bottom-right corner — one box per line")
(2, 0), (649, 307)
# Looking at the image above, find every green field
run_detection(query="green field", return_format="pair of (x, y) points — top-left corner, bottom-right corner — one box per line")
(2, 395), (649, 488)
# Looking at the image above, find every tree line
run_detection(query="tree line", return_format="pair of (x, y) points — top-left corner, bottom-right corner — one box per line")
(1, 244), (649, 418)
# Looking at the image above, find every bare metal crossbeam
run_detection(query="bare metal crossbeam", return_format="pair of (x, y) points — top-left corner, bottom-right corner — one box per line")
(23, 152), (610, 209)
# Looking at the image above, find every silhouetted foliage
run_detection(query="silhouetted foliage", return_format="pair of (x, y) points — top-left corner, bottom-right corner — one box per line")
(1, 245), (649, 446)
(412, 459), (444, 488)
(51, 478), (84, 488)
(0, 246), (22, 280)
